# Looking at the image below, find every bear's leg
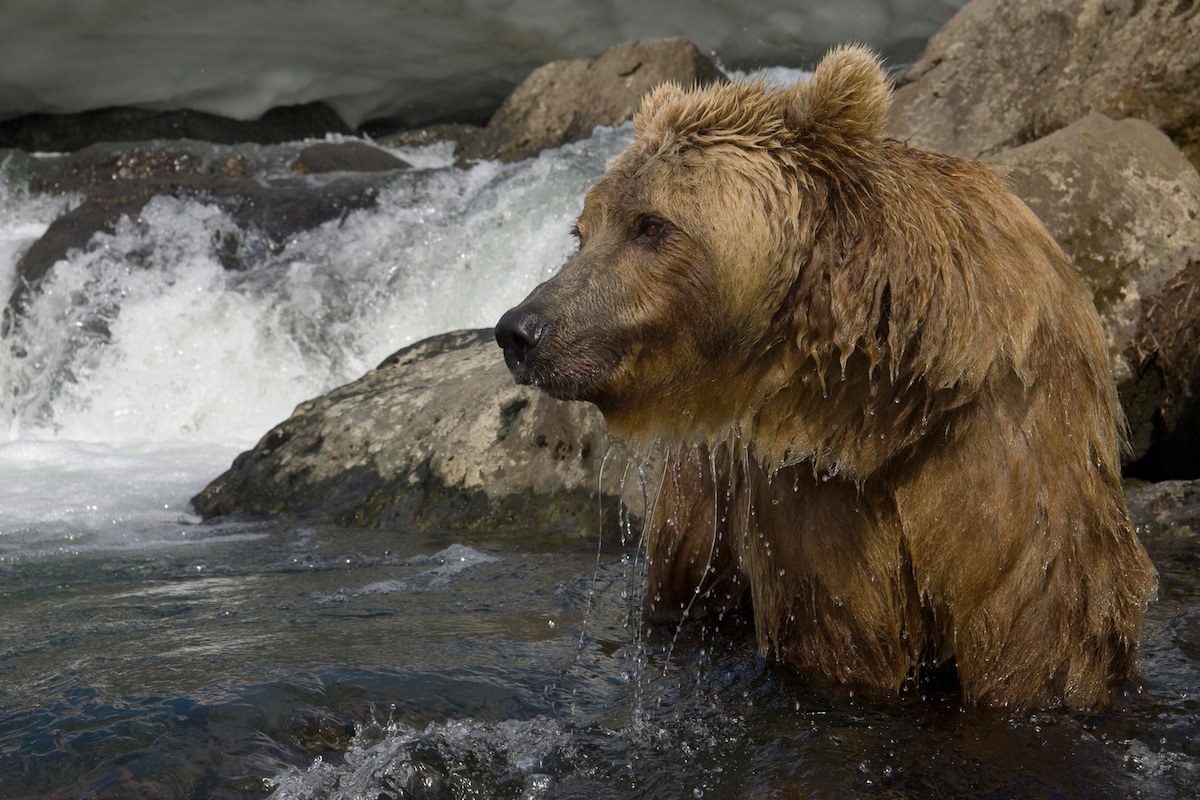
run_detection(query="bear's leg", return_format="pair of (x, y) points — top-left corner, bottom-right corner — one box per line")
(895, 393), (1156, 709)
(643, 444), (748, 625)
(735, 464), (925, 694)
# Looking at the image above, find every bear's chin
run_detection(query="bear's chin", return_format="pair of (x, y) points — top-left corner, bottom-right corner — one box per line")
(510, 356), (616, 406)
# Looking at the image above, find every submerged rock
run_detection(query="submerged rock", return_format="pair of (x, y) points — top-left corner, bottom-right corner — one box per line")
(291, 141), (411, 175)
(191, 330), (630, 536)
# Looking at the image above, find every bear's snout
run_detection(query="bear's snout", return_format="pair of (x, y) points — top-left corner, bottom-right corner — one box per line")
(495, 305), (549, 381)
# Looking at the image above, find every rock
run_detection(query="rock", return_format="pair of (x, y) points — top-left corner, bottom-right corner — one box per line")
(457, 38), (724, 164)
(191, 330), (630, 536)
(988, 113), (1200, 475)
(367, 123), (479, 151)
(292, 141), (410, 175)
(25, 140), (256, 194)
(1125, 479), (1200, 534)
(0, 103), (351, 152)
(888, 0), (1200, 163)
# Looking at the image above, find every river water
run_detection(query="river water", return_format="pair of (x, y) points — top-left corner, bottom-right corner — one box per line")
(1, 86), (1198, 799)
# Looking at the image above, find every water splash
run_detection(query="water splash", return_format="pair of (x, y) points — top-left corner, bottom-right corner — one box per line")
(268, 716), (574, 799)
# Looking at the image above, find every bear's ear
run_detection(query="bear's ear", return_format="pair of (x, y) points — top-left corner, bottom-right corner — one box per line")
(634, 82), (688, 136)
(785, 44), (891, 140)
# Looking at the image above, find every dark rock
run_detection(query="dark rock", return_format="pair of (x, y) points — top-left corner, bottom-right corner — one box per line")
(292, 141), (410, 175)
(25, 140), (256, 194)
(191, 330), (630, 536)
(888, 0), (1200, 163)
(1124, 479), (1200, 606)
(1121, 258), (1200, 480)
(1126, 479), (1200, 534)
(987, 113), (1200, 473)
(457, 37), (724, 164)
(0, 103), (351, 153)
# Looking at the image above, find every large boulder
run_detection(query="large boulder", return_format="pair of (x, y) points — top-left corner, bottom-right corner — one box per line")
(191, 330), (629, 535)
(888, 0), (1200, 164)
(457, 37), (724, 164)
(987, 113), (1200, 473)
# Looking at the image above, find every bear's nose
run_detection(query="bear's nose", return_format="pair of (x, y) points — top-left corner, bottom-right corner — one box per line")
(495, 306), (547, 372)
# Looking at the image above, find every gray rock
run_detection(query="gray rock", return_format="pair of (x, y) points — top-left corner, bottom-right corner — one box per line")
(457, 37), (724, 164)
(292, 141), (410, 175)
(988, 113), (1200, 475)
(191, 330), (631, 535)
(371, 123), (479, 151)
(888, 0), (1200, 164)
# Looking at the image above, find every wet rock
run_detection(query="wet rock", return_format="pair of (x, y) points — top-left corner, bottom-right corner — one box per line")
(888, 0), (1200, 165)
(191, 330), (629, 536)
(1126, 480), (1200, 534)
(1125, 477), (1200, 608)
(0, 103), (350, 153)
(25, 140), (257, 194)
(987, 113), (1200, 472)
(368, 123), (479, 151)
(291, 141), (410, 175)
(457, 37), (724, 164)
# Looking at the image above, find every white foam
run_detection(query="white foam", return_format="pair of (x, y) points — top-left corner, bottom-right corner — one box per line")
(268, 717), (567, 800)
(0, 438), (240, 559)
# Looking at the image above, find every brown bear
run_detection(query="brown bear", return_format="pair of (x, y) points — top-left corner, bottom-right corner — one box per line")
(494, 45), (1156, 709)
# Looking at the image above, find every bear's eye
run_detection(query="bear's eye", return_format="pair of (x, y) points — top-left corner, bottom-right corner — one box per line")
(633, 215), (668, 243)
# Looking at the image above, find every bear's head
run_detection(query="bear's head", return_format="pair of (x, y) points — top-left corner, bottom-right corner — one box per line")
(496, 46), (916, 461)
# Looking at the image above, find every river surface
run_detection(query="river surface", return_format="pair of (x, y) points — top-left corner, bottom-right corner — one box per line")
(0, 75), (1198, 798)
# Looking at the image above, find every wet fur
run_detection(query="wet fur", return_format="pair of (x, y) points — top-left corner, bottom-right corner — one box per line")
(500, 46), (1156, 709)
